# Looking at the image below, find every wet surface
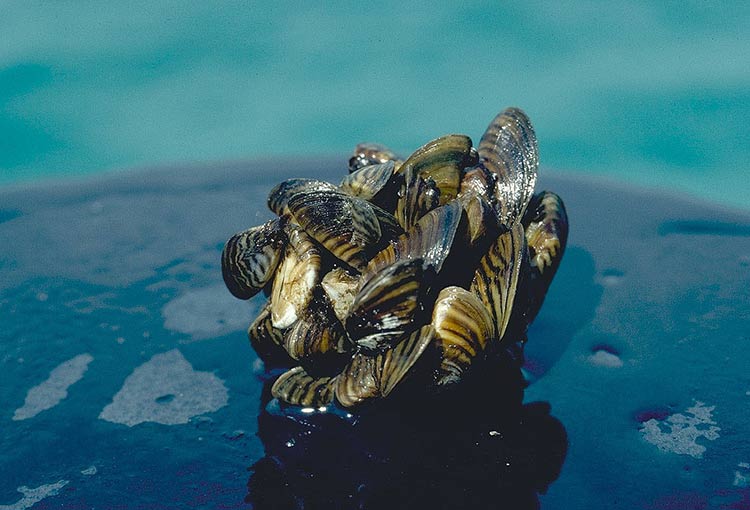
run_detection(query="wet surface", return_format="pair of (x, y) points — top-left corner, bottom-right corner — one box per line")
(1, 160), (749, 509)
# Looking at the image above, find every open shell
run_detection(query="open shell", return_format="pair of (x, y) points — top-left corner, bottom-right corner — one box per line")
(270, 225), (321, 329)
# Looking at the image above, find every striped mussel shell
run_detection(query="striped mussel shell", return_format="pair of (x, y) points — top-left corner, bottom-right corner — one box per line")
(269, 224), (322, 329)
(523, 191), (569, 276)
(478, 107), (538, 228)
(395, 164), (441, 231)
(458, 164), (502, 244)
(460, 164), (496, 198)
(458, 191), (501, 246)
(335, 326), (435, 408)
(340, 161), (397, 201)
(268, 178), (340, 216)
(222, 217), (287, 299)
(470, 223), (526, 342)
(346, 258), (425, 352)
(282, 289), (352, 369)
(397, 134), (477, 206)
(366, 200), (464, 280)
(285, 188), (402, 272)
(223, 107), (568, 411)
(248, 302), (293, 368)
(341, 160), (402, 213)
(348, 142), (402, 173)
(516, 190), (569, 327)
(431, 286), (495, 386)
(271, 366), (336, 408)
(269, 326), (435, 409)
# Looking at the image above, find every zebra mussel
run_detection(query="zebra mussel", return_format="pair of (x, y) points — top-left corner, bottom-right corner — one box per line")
(222, 107), (568, 411)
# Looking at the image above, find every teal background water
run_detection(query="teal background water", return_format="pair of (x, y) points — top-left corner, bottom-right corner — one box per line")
(2, 2), (748, 209)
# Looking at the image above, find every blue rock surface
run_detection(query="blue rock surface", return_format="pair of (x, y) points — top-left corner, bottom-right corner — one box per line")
(1, 160), (749, 509)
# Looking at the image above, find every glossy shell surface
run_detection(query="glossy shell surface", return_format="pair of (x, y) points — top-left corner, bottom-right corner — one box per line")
(221, 107), (569, 410)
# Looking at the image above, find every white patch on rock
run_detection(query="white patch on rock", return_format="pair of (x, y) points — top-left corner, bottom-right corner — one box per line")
(99, 349), (228, 426)
(640, 401), (720, 458)
(0, 480), (68, 510)
(588, 350), (623, 368)
(734, 462), (750, 487)
(162, 284), (255, 340)
(13, 354), (93, 421)
(81, 465), (97, 476)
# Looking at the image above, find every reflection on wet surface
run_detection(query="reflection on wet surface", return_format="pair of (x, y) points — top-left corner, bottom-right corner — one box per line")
(523, 247), (602, 383)
(248, 374), (567, 510)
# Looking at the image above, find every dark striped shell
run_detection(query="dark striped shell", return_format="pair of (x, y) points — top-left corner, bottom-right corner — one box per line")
(285, 189), (402, 271)
(432, 286), (495, 386)
(398, 134), (476, 205)
(471, 223), (525, 341)
(268, 179), (339, 216)
(283, 299), (351, 362)
(248, 302), (293, 368)
(346, 259), (424, 352)
(222, 107), (568, 410)
(221, 218), (286, 299)
(335, 326), (435, 408)
(366, 200), (464, 280)
(340, 161), (397, 201)
(271, 366), (336, 407)
(348, 143), (401, 173)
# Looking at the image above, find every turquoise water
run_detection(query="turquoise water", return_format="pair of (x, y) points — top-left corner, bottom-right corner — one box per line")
(2, 2), (748, 209)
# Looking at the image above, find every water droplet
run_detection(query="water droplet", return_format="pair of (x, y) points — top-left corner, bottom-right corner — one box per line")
(588, 344), (623, 367)
(600, 268), (624, 287)
(588, 350), (623, 367)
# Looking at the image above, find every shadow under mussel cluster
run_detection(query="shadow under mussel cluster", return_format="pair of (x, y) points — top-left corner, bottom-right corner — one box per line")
(247, 353), (567, 510)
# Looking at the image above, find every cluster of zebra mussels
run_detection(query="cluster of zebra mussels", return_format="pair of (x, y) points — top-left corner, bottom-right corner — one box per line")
(222, 107), (568, 411)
